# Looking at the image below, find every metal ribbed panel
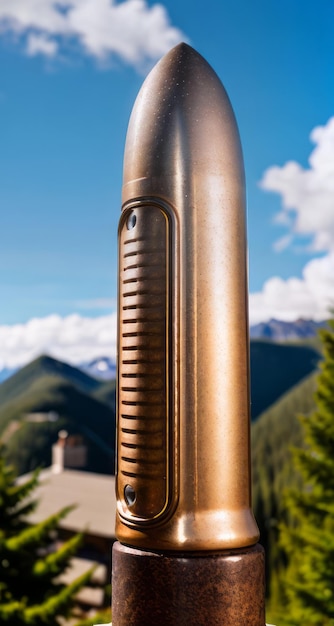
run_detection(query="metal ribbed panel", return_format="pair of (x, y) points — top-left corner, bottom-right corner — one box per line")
(117, 205), (170, 521)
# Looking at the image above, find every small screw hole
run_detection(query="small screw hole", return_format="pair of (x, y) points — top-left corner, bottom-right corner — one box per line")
(126, 213), (137, 230)
(124, 484), (136, 507)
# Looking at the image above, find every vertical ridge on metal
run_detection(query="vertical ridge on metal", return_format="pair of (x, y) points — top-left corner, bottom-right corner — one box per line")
(117, 202), (176, 523)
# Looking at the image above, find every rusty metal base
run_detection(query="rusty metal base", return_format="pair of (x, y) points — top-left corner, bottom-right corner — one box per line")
(112, 541), (265, 626)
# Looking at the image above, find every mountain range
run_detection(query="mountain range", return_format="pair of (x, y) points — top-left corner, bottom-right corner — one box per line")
(0, 318), (326, 384)
(0, 336), (322, 476)
(81, 356), (117, 380)
(0, 355), (116, 476)
(250, 317), (327, 341)
(0, 367), (17, 384)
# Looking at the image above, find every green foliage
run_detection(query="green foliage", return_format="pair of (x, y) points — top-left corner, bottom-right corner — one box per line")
(92, 378), (116, 408)
(0, 445), (94, 625)
(251, 371), (318, 600)
(3, 417), (69, 475)
(278, 320), (334, 625)
(74, 608), (112, 625)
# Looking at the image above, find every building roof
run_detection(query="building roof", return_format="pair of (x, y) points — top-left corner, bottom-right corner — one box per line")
(26, 468), (116, 538)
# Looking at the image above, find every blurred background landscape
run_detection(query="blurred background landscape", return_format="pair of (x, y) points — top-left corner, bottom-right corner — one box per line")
(0, 1), (333, 623)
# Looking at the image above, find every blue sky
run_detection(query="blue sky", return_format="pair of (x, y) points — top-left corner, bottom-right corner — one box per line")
(0, 0), (333, 367)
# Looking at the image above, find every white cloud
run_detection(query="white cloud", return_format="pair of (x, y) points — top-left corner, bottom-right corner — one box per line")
(260, 117), (334, 253)
(249, 252), (334, 325)
(0, 313), (117, 370)
(0, 0), (186, 69)
(251, 117), (334, 323)
(26, 32), (58, 56)
(1, 258), (333, 370)
(272, 233), (293, 253)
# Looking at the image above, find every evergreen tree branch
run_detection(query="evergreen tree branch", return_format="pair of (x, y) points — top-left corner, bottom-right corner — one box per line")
(33, 533), (84, 578)
(5, 505), (76, 552)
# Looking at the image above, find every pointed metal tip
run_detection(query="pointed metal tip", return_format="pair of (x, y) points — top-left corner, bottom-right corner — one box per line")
(165, 41), (198, 55)
(163, 41), (203, 58)
(153, 41), (211, 78)
(123, 43), (244, 208)
(172, 41), (191, 50)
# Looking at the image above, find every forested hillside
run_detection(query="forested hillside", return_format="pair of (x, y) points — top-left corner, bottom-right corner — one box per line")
(250, 340), (320, 419)
(0, 355), (116, 476)
(0, 341), (321, 503)
(251, 371), (318, 598)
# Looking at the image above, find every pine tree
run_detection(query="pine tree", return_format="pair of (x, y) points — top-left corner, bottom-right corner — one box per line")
(0, 445), (95, 625)
(279, 319), (334, 626)
(74, 609), (112, 626)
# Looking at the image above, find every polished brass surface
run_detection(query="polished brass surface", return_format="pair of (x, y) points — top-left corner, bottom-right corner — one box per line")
(116, 42), (260, 550)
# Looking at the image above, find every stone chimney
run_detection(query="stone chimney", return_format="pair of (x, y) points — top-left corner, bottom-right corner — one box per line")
(52, 430), (87, 473)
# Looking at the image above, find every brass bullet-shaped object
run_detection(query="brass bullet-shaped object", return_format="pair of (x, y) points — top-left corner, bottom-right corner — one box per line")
(116, 42), (260, 552)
